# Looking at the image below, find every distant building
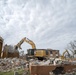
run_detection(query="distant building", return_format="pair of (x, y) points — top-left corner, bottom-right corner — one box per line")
(47, 49), (59, 58)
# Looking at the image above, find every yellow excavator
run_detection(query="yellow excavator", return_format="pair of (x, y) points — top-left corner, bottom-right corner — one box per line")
(15, 37), (49, 60)
(61, 50), (70, 59)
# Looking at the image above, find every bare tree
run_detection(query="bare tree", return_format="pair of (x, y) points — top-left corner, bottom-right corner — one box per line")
(66, 40), (76, 58)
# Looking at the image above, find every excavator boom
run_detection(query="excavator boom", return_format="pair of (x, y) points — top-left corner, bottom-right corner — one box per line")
(15, 37), (36, 50)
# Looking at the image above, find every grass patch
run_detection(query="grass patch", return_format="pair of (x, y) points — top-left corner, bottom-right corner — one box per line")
(0, 69), (25, 75)
(0, 71), (14, 75)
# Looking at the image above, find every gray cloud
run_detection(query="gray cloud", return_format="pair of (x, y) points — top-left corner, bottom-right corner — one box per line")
(0, 0), (76, 53)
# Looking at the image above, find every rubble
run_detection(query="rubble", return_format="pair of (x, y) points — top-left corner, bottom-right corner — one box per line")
(0, 57), (76, 75)
(0, 58), (27, 72)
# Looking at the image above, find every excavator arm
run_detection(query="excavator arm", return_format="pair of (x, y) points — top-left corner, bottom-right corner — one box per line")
(63, 50), (70, 57)
(15, 37), (36, 50)
(61, 50), (70, 59)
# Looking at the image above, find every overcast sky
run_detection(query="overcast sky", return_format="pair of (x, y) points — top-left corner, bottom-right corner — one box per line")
(0, 0), (76, 54)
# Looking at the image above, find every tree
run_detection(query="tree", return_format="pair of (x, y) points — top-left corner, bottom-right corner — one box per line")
(66, 40), (76, 58)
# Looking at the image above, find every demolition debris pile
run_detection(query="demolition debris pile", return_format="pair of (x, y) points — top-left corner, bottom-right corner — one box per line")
(0, 58), (27, 72)
(0, 58), (76, 75)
